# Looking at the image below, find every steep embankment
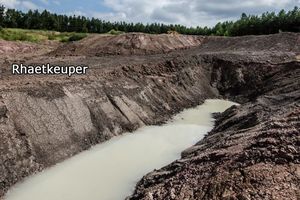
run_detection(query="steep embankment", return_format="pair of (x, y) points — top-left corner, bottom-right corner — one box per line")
(0, 49), (217, 198)
(0, 32), (299, 199)
(128, 60), (300, 200)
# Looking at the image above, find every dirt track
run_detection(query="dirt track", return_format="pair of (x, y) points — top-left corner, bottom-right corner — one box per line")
(0, 32), (299, 199)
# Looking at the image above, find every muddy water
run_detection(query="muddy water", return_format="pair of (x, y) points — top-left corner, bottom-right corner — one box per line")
(4, 99), (238, 200)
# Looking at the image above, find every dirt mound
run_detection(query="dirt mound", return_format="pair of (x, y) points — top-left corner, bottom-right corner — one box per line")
(198, 32), (300, 52)
(50, 32), (299, 57)
(0, 40), (40, 54)
(0, 40), (58, 58)
(50, 33), (204, 56)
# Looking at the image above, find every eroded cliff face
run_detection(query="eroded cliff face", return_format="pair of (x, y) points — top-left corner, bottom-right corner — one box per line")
(128, 61), (300, 200)
(0, 32), (299, 199)
(0, 54), (218, 197)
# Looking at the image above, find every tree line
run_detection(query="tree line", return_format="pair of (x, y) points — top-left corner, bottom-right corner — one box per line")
(0, 5), (299, 36)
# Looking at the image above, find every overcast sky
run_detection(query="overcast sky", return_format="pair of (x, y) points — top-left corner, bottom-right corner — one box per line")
(0, 0), (299, 27)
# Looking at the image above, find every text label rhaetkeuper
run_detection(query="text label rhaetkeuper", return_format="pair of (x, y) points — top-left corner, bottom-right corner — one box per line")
(12, 64), (89, 77)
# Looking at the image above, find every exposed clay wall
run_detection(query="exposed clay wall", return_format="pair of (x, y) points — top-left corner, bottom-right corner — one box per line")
(128, 61), (300, 200)
(0, 57), (217, 198)
(0, 32), (299, 199)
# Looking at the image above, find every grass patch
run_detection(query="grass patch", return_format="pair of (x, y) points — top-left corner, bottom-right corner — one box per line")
(65, 33), (87, 42)
(0, 28), (41, 42)
(47, 32), (87, 42)
(0, 28), (88, 43)
(107, 29), (124, 35)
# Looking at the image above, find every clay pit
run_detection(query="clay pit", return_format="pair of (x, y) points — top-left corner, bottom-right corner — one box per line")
(0, 32), (299, 200)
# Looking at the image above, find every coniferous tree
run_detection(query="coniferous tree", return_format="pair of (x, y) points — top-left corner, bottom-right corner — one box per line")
(0, 5), (5, 27)
(0, 4), (299, 36)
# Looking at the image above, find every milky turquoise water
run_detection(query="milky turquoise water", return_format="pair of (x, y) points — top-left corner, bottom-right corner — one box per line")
(5, 99), (238, 200)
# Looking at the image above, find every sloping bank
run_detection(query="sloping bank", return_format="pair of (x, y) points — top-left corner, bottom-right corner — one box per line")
(127, 34), (300, 200)
(128, 61), (300, 200)
(1, 50), (218, 198)
(0, 33), (299, 199)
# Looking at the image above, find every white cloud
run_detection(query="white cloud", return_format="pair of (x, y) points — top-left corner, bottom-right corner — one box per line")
(67, 10), (87, 16)
(39, 0), (49, 5)
(53, 0), (60, 5)
(0, 0), (40, 10)
(97, 0), (298, 27)
(22, 1), (39, 10)
(0, 0), (20, 8)
(39, 0), (61, 5)
(0, 0), (298, 27)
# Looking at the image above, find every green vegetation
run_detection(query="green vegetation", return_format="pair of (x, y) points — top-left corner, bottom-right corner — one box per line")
(0, 28), (87, 42)
(214, 9), (300, 36)
(0, 28), (41, 42)
(66, 33), (87, 42)
(107, 29), (124, 35)
(0, 4), (299, 36)
(0, 5), (4, 28)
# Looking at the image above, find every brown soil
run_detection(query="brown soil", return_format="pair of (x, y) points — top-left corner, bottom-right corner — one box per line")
(128, 60), (300, 200)
(0, 40), (59, 58)
(0, 32), (299, 200)
(49, 33), (204, 56)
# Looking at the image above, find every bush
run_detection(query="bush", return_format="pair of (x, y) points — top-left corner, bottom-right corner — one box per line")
(48, 34), (56, 40)
(60, 37), (69, 42)
(67, 33), (87, 42)
(107, 29), (124, 35)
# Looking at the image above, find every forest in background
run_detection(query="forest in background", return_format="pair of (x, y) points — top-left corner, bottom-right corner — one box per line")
(0, 5), (299, 36)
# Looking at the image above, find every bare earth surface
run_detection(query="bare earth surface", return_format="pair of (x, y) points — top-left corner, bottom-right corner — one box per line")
(0, 32), (299, 199)
(49, 33), (204, 56)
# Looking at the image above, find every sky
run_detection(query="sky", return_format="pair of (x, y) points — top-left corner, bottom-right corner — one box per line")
(0, 0), (299, 27)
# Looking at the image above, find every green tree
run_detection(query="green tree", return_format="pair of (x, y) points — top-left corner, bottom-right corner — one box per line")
(0, 4), (299, 36)
(0, 5), (5, 27)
